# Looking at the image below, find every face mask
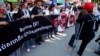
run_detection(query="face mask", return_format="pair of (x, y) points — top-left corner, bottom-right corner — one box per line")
(0, 8), (6, 14)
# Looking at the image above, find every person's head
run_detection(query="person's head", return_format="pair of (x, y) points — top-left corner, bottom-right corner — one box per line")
(20, 2), (28, 9)
(34, 0), (43, 6)
(13, 5), (18, 11)
(44, 5), (48, 9)
(60, 7), (65, 12)
(49, 4), (55, 11)
(0, 5), (6, 16)
(82, 2), (94, 14)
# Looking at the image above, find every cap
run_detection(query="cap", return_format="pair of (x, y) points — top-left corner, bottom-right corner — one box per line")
(82, 2), (94, 11)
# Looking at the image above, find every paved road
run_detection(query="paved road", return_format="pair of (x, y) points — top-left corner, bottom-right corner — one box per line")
(21, 26), (100, 56)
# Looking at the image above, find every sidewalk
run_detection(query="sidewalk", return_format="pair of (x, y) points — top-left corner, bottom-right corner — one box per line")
(21, 26), (100, 56)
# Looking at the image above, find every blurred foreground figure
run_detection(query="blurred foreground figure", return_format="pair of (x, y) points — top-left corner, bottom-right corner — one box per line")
(67, 2), (95, 56)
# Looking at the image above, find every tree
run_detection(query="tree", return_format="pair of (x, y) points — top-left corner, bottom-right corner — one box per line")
(92, 0), (100, 5)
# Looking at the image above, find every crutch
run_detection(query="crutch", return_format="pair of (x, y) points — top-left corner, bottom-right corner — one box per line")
(69, 22), (85, 56)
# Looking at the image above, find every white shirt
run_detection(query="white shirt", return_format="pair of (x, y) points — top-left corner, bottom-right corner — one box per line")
(22, 9), (30, 18)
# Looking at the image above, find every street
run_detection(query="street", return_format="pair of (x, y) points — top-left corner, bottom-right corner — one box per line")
(22, 26), (100, 56)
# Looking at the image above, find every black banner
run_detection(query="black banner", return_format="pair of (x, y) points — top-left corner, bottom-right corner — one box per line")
(0, 16), (54, 56)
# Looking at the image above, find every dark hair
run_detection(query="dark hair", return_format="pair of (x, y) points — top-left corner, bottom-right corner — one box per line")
(44, 5), (48, 9)
(78, 6), (83, 10)
(48, 4), (55, 11)
(88, 10), (93, 13)
(9, 2), (13, 11)
(34, 0), (44, 5)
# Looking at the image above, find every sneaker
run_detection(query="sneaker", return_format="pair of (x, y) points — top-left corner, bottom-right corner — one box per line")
(51, 36), (55, 38)
(52, 35), (58, 38)
(31, 45), (36, 48)
(26, 49), (31, 52)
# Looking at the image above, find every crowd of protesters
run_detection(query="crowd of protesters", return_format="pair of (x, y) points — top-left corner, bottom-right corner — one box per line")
(0, 0), (100, 56)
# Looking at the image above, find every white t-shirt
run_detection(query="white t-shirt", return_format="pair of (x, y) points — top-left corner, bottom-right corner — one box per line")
(54, 8), (60, 15)
(94, 9), (100, 20)
(22, 9), (30, 18)
(43, 9), (49, 15)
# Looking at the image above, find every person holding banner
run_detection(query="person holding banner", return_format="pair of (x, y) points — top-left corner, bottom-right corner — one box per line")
(31, 0), (45, 45)
(0, 3), (9, 29)
(47, 4), (55, 39)
(8, 4), (19, 20)
(48, 4), (60, 38)
(0, 2), (19, 56)
(17, 2), (36, 52)
(0, 1), (22, 56)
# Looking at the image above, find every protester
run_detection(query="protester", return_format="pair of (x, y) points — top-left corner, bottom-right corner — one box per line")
(9, 4), (19, 20)
(48, 4), (55, 15)
(18, 2), (31, 18)
(31, 0), (44, 45)
(0, 3), (20, 56)
(94, 6), (100, 32)
(17, 2), (36, 52)
(1, 0), (99, 56)
(0, 3), (9, 30)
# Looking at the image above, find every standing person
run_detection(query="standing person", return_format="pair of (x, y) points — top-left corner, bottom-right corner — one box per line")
(47, 4), (56, 39)
(0, 3), (19, 56)
(94, 6), (100, 32)
(31, 0), (44, 45)
(77, 3), (95, 56)
(0, 3), (9, 29)
(67, 2), (95, 56)
(48, 4), (59, 38)
(17, 2), (36, 52)
(9, 4), (19, 20)
(0, 3), (21, 56)
(94, 6), (100, 55)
